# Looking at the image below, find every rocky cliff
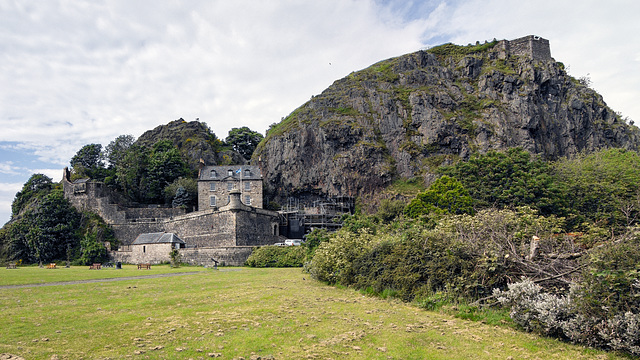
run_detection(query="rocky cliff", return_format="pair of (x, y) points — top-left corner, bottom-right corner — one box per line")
(254, 37), (640, 201)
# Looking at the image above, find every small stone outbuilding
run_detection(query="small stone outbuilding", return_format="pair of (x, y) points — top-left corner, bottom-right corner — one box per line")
(131, 232), (185, 264)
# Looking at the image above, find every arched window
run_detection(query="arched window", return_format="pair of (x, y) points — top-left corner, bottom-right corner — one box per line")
(245, 169), (251, 177)
(228, 169), (233, 176)
(210, 170), (217, 178)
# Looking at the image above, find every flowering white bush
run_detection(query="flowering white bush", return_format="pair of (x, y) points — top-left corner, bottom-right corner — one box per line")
(495, 278), (640, 356)
(494, 278), (573, 338)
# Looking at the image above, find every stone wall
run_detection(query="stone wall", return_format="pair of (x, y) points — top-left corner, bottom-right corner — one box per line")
(62, 168), (184, 224)
(162, 210), (237, 248)
(111, 221), (165, 247)
(64, 168), (282, 266)
(109, 246), (255, 266)
(235, 209), (281, 246)
(178, 247), (255, 267)
(504, 35), (551, 61)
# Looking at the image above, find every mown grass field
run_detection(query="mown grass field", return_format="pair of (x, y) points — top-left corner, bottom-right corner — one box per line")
(0, 266), (626, 359)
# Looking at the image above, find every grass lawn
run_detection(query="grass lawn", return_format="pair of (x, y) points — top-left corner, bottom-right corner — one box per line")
(0, 266), (626, 359)
(0, 264), (206, 286)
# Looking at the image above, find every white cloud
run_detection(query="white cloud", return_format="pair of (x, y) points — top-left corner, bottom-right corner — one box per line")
(0, 182), (23, 226)
(30, 169), (63, 182)
(0, 161), (20, 176)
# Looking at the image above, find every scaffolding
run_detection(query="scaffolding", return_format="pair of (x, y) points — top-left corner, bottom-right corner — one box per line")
(278, 196), (354, 237)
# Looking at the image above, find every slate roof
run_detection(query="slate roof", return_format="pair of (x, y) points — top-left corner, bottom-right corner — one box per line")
(132, 232), (185, 245)
(199, 165), (262, 181)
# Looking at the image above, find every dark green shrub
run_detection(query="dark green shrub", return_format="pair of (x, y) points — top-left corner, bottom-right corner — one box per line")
(440, 148), (566, 217)
(245, 246), (305, 267)
(405, 175), (473, 219)
(574, 234), (640, 319)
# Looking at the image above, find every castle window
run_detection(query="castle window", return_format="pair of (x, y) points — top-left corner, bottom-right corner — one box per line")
(143, 246), (146, 253)
(245, 169), (251, 177)
(228, 169), (233, 176)
(244, 195), (251, 205)
(210, 183), (216, 191)
(244, 182), (251, 191)
(210, 170), (217, 178)
(227, 182), (233, 191)
(210, 196), (217, 207)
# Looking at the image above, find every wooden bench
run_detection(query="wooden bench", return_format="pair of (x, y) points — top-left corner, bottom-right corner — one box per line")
(6, 263), (17, 269)
(47, 263), (56, 269)
(137, 263), (151, 270)
(89, 263), (101, 270)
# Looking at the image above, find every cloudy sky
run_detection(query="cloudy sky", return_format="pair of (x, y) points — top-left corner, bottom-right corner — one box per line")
(1, 0), (639, 225)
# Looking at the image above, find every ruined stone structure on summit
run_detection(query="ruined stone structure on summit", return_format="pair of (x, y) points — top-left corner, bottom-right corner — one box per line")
(497, 35), (552, 61)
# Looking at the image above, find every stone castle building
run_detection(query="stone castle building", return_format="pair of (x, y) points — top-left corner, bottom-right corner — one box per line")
(497, 35), (552, 61)
(197, 164), (264, 210)
(63, 165), (281, 266)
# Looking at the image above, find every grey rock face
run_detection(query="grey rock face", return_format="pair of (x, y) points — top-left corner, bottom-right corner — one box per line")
(255, 42), (639, 201)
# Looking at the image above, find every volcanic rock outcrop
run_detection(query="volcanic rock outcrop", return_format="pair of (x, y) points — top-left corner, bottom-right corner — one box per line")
(254, 36), (639, 201)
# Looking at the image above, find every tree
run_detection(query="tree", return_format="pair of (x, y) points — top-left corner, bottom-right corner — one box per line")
(145, 140), (189, 203)
(553, 148), (640, 230)
(11, 174), (53, 216)
(440, 148), (565, 216)
(164, 178), (198, 210)
(71, 144), (104, 170)
(115, 144), (149, 203)
(22, 190), (81, 264)
(70, 144), (108, 181)
(104, 134), (135, 169)
(225, 126), (264, 160)
(405, 175), (473, 219)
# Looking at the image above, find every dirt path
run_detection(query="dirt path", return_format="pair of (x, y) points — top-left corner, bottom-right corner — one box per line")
(0, 271), (208, 290)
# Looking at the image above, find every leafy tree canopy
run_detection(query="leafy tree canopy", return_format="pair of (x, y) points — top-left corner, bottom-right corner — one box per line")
(440, 148), (565, 216)
(71, 144), (104, 171)
(11, 173), (53, 217)
(104, 134), (135, 169)
(225, 126), (264, 160)
(405, 175), (473, 219)
(553, 148), (640, 230)
(70, 143), (110, 181)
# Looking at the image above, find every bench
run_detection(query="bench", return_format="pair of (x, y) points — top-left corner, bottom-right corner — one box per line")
(89, 263), (101, 270)
(47, 263), (56, 269)
(137, 263), (151, 270)
(6, 263), (17, 269)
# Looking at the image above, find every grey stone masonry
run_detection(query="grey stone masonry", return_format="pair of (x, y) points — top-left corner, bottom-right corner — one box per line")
(497, 35), (551, 61)
(63, 166), (281, 266)
(198, 165), (264, 210)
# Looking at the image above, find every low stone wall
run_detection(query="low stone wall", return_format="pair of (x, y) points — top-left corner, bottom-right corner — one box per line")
(110, 246), (255, 267)
(110, 250), (133, 264)
(179, 247), (254, 267)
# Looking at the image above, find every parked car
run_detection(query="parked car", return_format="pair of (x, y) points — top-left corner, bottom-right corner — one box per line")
(284, 239), (303, 246)
(273, 242), (285, 246)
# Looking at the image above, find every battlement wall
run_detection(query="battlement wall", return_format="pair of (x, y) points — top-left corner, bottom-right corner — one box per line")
(499, 35), (551, 61)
